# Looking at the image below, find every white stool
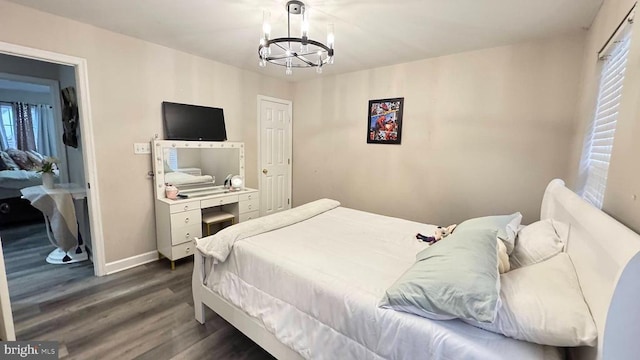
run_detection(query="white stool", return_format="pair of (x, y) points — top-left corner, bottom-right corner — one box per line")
(202, 211), (235, 236)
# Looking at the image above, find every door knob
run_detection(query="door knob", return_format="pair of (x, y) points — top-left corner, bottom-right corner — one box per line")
(262, 169), (268, 174)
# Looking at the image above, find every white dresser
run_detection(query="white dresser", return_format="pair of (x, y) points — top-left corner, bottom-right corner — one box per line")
(152, 139), (261, 269)
(238, 192), (259, 221)
(155, 188), (259, 269)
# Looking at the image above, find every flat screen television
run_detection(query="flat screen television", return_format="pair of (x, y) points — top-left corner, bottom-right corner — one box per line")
(162, 101), (227, 141)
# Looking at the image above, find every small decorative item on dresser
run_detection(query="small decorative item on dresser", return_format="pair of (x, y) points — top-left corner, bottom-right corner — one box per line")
(230, 175), (244, 191)
(165, 184), (179, 199)
(38, 157), (58, 189)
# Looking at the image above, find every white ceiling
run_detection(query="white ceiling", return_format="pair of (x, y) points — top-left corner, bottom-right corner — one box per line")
(8, 0), (603, 81)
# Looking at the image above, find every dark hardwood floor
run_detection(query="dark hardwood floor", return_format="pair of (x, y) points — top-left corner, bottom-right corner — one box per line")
(0, 222), (275, 360)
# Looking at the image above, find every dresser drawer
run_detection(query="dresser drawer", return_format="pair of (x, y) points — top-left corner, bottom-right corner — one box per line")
(239, 192), (258, 202)
(171, 224), (201, 246)
(239, 198), (259, 214)
(239, 210), (260, 222)
(170, 209), (201, 227)
(171, 241), (196, 260)
(169, 201), (200, 214)
(201, 194), (238, 208)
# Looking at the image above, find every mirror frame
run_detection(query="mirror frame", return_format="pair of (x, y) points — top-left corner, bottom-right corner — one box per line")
(152, 139), (245, 200)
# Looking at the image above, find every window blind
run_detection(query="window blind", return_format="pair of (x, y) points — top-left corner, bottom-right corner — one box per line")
(167, 148), (178, 170)
(582, 28), (632, 208)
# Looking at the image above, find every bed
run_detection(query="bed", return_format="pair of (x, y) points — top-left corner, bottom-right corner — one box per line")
(0, 169), (53, 225)
(192, 179), (640, 360)
(0, 169), (48, 200)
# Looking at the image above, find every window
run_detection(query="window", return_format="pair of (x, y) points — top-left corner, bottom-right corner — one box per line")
(31, 106), (40, 148)
(0, 103), (50, 153)
(165, 148), (178, 170)
(0, 103), (16, 149)
(580, 23), (633, 209)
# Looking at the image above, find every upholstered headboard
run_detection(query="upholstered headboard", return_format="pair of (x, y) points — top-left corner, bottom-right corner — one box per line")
(540, 179), (640, 360)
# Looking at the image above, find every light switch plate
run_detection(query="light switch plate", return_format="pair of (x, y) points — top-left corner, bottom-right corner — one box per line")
(134, 142), (151, 154)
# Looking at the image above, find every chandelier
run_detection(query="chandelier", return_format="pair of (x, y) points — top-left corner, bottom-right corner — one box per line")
(258, 0), (335, 75)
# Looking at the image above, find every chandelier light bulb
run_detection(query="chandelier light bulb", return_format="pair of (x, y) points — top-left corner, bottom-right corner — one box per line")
(286, 67), (293, 75)
(301, 6), (309, 38)
(327, 23), (335, 48)
(316, 65), (322, 74)
(262, 10), (271, 39)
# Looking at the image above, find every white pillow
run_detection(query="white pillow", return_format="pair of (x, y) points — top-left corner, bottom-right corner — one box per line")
(510, 219), (567, 269)
(464, 253), (597, 347)
(496, 239), (510, 273)
(505, 213), (522, 254)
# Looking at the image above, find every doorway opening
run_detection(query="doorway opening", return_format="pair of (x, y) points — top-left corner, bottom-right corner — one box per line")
(0, 42), (105, 340)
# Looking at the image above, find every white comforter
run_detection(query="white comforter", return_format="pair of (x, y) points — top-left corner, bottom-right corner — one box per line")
(202, 205), (561, 360)
(197, 198), (340, 262)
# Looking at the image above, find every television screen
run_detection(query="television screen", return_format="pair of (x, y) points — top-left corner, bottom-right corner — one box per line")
(162, 101), (227, 141)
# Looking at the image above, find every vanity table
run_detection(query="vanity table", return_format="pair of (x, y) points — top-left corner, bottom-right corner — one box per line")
(152, 140), (260, 269)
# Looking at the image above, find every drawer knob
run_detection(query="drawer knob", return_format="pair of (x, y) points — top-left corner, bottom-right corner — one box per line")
(248, 204), (252, 209)
(219, 199), (223, 204)
(186, 247), (191, 254)
(185, 232), (190, 239)
(248, 195), (252, 200)
(184, 205), (189, 211)
(185, 217), (190, 223)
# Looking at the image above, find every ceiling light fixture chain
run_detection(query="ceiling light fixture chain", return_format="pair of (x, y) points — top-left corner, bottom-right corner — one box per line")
(258, 0), (334, 75)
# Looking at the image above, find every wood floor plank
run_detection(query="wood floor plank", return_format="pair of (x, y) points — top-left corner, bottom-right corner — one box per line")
(1, 221), (276, 360)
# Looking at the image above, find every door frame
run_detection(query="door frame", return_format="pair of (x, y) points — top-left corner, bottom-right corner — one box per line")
(0, 41), (106, 276)
(257, 95), (293, 216)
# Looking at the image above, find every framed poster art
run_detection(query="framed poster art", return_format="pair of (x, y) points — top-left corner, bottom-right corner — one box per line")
(367, 97), (404, 144)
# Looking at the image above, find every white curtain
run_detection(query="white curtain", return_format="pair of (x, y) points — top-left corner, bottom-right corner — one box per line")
(33, 104), (57, 157)
(0, 103), (11, 149)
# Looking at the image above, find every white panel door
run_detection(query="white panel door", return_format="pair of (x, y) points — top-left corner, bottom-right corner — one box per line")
(259, 97), (291, 216)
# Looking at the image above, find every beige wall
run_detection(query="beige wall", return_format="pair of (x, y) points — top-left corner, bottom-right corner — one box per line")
(292, 33), (586, 225)
(568, 0), (640, 233)
(0, 1), (292, 263)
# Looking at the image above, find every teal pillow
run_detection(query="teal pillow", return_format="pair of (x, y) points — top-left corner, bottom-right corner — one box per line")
(380, 228), (500, 323)
(455, 213), (521, 254)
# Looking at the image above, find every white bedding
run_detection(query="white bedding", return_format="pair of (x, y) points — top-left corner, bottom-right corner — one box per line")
(0, 169), (49, 200)
(205, 207), (562, 360)
(164, 171), (213, 186)
(0, 169), (44, 188)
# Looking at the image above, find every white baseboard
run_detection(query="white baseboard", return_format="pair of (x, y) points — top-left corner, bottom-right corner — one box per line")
(104, 250), (158, 275)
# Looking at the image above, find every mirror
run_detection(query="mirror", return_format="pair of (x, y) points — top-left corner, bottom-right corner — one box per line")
(153, 140), (245, 199)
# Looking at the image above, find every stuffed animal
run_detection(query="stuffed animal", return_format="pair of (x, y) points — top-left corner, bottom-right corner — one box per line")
(416, 224), (457, 245)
